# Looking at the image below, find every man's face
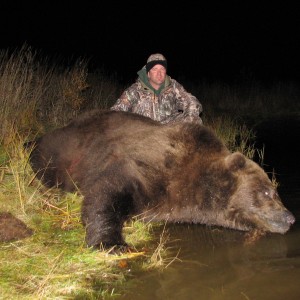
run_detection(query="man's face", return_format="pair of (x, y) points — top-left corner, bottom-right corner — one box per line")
(147, 64), (166, 87)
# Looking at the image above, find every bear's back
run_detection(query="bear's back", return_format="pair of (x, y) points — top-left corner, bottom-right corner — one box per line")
(29, 110), (229, 190)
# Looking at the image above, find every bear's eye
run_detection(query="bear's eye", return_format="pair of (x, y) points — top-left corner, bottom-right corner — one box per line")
(263, 189), (278, 200)
(259, 189), (272, 201)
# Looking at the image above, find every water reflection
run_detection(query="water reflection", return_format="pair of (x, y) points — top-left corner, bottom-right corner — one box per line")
(120, 117), (300, 300)
(122, 216), (300, 300)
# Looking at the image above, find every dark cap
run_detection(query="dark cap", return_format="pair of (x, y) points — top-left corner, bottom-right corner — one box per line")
(146, 53), (167, 73)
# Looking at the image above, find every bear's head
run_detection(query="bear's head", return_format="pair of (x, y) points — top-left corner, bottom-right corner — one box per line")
(224, 152), (295, 234)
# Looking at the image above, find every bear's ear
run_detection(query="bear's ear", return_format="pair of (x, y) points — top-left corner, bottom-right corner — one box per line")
(225, 152), (246, 172)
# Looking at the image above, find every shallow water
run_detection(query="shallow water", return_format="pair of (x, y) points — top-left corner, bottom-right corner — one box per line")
(120, 117), (300, 300)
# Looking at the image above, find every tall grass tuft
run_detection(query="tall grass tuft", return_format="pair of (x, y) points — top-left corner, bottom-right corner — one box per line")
(204, 114), (260, 160)
(0, 44), (46, 145)
(0, 43), (122, 146)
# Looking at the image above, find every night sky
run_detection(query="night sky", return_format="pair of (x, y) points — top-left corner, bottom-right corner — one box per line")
(1, 2), (299, 84)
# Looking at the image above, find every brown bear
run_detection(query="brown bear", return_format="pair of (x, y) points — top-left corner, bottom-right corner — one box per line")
(26, 109), (295, 249)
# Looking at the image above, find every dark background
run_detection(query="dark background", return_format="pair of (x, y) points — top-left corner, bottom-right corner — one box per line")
(1, 1), (299, 84)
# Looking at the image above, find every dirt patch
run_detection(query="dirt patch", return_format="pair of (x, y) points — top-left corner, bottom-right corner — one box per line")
(0, 212), (33, 242)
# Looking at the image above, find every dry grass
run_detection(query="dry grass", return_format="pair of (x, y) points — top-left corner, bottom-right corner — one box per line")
(204, 114), (261, 161)
(147, 222), (181, 270)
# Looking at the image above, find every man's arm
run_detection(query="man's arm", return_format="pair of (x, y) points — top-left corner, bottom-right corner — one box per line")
(110, 91), (132, 111)
(173, 81), (203, 124)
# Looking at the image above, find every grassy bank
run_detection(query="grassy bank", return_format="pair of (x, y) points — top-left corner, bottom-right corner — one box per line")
(0, 44), (298, 299)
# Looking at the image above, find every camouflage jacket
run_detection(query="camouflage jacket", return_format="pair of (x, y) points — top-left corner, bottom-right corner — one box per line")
(110, 67), (203, 124)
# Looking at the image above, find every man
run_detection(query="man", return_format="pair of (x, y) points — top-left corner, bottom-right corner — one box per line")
(110, 53), (203, 124)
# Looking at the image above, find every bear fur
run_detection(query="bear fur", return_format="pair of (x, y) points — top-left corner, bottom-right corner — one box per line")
(26, 109), (295, 249)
